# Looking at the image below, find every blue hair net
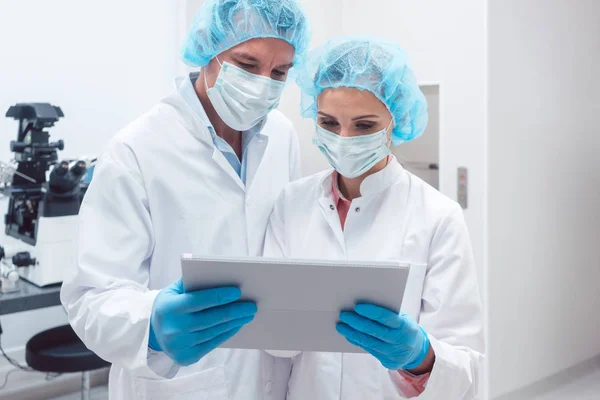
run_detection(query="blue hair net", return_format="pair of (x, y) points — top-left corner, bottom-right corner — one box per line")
(182, 0), (311, 67)
(296, 37), (428, 145)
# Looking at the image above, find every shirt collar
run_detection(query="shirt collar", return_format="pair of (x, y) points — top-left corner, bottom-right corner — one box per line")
(321, 155), (407, 200)
(331, 171), (350, 206)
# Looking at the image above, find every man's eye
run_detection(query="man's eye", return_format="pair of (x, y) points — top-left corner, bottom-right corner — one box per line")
(273, 70), (286, 77)
(237, 62), (256, 70)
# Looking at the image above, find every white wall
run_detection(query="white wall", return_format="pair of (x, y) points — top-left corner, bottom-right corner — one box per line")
(487, 0), (600, 396)
(0, 0), (181, 353)
(0, 0), (181, 162)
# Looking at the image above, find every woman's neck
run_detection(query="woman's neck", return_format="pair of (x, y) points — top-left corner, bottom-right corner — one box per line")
(338, 156), (389, 201)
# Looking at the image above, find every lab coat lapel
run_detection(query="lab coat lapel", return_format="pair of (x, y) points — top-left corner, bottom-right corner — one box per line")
(244, 134), (269, 194)
(211, 148), (245, 192)
(169, 77), (245, 192)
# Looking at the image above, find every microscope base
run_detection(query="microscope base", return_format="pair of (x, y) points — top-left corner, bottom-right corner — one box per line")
(18, 215), (79, 287)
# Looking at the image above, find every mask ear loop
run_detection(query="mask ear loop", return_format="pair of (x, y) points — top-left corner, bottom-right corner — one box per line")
(385, 118), (395, 148)
(204, 55), (223, 91)
(382, 118), (395, 168)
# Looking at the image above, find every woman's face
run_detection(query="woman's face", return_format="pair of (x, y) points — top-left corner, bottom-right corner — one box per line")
(316, 87), (393, 138)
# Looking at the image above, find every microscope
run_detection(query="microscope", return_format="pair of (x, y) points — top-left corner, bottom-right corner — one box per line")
(3, 103), (88, 287)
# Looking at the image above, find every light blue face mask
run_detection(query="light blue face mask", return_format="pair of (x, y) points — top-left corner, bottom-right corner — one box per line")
(205, 57), (286, 131)
(313, 120), (393, 179)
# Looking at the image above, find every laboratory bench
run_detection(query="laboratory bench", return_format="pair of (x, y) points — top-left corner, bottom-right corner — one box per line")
(0, 280), (62, 315)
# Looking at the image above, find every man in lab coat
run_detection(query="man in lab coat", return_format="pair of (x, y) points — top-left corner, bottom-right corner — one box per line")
(60, 1), (310, 399)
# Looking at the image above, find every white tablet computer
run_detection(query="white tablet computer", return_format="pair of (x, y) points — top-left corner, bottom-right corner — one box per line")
(181, 255), (419, 354)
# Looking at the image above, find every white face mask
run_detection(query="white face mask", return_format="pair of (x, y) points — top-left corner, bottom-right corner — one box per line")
(313, 120), (393, 179)
(204, 57), (286, 131)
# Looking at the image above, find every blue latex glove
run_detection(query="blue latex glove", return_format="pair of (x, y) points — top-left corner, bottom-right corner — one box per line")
(336, 304), (430, 371)
(149, 278), (256, 366)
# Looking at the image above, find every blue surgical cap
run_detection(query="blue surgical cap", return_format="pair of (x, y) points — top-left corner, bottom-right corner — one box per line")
(181, 0), (311, 67)
(296, 37), (428, 145)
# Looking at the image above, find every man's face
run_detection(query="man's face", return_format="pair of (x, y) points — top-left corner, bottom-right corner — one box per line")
(204, 37), (295, 88)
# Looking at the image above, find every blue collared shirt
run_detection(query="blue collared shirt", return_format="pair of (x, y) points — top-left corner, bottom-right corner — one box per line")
(177, 72), (261, 184)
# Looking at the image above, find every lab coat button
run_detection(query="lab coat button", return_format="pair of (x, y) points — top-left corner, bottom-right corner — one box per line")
(265, 381), (273, 393)
(355, 207), (361, 212)
(329, 204), (335, 210)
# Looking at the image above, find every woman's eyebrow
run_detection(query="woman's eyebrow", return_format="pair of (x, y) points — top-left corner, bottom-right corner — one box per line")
(352, 115), (380, 121)
(318, 111), (336, 119)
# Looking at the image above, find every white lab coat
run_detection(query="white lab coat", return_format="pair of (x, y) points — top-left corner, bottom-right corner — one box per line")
(263, 159), (485, 400)
(61, 79), (301, 400)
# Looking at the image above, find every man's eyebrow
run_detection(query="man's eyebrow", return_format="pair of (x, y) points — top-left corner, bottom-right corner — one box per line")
(275, 63), (294, 70)
(231, 52), (261, 63)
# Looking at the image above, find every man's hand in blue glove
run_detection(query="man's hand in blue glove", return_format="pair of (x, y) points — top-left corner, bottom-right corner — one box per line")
(149, 278), (256, 366)
(337, 304), (433, 372)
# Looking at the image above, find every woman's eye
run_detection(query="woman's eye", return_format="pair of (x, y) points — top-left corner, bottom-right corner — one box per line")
(273, 70), (286, 77)
(321, 120), (339, 127)
(356, 122), (376, 130)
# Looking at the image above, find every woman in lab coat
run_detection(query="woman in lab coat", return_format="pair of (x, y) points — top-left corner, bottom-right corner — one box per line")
(263, 37), (485, 399)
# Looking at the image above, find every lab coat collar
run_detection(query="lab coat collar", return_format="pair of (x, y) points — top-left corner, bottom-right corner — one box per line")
(176, 73), (212, 129)
(171, 75), (213, 145)
(319, 156), (407, 200)
(360, 156), (406, 197)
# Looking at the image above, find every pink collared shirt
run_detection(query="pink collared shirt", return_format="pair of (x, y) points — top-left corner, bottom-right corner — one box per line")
(331, 159), (429, 397)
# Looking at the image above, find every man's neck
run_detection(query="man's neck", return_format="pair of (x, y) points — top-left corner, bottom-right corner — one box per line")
(194, 70), (242, 158)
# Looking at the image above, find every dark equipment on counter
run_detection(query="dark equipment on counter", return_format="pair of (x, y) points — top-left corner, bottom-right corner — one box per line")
(4, 103), (86, 246)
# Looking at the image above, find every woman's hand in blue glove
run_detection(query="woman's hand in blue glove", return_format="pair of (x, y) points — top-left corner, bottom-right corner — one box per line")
(149, 278), (257, 366)
(337, 304), (431, 371)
